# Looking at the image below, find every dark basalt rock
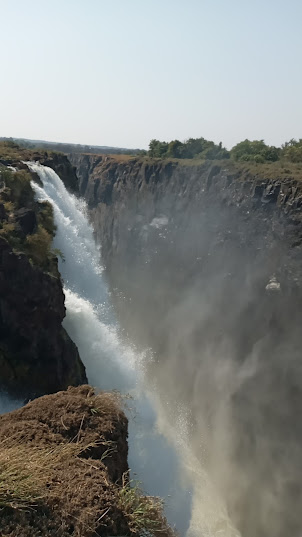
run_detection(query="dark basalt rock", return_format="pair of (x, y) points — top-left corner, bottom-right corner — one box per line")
(0, 236), (87, 399)
(0, 203), (6, 220)
(15, 207), (37, 235)
(39, 153), (79, 192)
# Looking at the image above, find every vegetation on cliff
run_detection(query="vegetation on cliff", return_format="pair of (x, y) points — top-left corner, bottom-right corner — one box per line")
(0, 137), (145, 158)
(148, 137), (229, 160)
(147, 136), (302, 164)
(0, 140), (86, 398)
(0, 167), (57, 273)
(0, 140), (77, 271)
(0, 140), (79, 193)
(0, 385), (175, 537)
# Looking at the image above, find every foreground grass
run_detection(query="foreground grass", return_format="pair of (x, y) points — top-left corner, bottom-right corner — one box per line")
(0, 443), (91, 510)
(0, 441), (176, 536)
(118, 475), (175, 537)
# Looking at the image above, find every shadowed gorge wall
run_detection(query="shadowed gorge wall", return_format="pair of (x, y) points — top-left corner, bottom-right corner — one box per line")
(70, 154), (302, 537)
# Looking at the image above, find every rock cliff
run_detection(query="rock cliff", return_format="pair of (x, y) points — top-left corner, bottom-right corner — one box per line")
(0, 236), (86, 398)
(69, 153), (302, 537)
(0, 143), (86, 399)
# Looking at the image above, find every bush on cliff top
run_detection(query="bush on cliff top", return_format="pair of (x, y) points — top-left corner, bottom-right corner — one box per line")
(148, 137), (229, 160)
(230, 139), (280, 163)
(147, 137), (302, 163)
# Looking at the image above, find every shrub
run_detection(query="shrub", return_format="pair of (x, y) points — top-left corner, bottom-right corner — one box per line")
(1, 169), (33, 207)
(281, 139), (302, 162)
(26, 226), (52, 267)
(37, 201), (56, 237)
(0, 221), (21, 250)
(230, 139), (280, 162)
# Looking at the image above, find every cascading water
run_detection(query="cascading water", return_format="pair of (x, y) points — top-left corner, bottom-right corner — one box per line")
(27, 162), (240, 537)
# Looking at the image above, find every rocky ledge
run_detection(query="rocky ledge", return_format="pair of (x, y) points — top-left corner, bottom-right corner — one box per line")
(0, 385), (174, 537)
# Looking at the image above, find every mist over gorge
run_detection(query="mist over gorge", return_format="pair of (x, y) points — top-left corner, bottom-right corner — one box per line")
(1, 139), (302, 536)
(70, 153), (302, 537)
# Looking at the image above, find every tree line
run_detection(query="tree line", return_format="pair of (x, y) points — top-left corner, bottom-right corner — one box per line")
(147, 137), (302, 163)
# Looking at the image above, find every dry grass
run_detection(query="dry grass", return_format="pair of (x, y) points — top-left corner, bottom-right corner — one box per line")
(0, 440), (176, 537)
(118, 474), (176, 537)
(0, 441), (98, 510)
(0, 377), (175, 537)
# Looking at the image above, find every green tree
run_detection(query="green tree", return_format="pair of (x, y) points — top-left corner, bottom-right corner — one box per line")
(281, 139), (302, 162)
(231, 139), (280, 162)
(167, 140), (183, 158)
(148, 139), (169, 157)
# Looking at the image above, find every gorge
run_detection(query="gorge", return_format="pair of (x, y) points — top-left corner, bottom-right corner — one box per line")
(0, 146), (302, 537)
(69, 153), (302, 537)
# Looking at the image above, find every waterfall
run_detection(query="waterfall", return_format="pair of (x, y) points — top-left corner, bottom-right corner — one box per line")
(27, 162), (240, 537)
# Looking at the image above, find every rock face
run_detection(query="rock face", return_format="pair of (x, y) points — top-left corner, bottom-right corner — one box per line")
(39, 153), (79, 192)
(0, 237), (86, 398)
(0, 154), (87, 399)
(69, 154), (302, 537)
(15, 207), (37, 235)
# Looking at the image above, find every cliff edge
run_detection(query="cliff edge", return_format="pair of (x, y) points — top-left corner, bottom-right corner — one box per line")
(0, 385), (174, 537)
(0, 142), (86, 399)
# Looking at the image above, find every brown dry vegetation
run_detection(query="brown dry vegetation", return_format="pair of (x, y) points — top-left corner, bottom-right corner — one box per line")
(76, 151), (302, 185)
(0, 386), (176, 537)
(0, 141), (35, 163)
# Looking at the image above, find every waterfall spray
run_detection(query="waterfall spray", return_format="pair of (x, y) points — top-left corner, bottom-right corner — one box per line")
(27, 162), (241, 537)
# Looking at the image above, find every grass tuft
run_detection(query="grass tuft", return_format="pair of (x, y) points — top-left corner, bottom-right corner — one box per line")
(0, 442), (99, 511)
(118, 474), (176, 536)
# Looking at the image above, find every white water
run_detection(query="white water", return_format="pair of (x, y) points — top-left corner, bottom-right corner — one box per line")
(26, 162), (240, 537)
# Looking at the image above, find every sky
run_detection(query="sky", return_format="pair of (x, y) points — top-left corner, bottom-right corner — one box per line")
(1, 0), (302, 149)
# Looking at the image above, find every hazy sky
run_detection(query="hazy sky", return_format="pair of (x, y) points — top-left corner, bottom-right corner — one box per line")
(1, 0), (301, 149)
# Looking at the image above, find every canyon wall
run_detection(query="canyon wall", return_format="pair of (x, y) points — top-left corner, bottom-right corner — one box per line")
(0, 148), (86, 399)
(70, 153), (302, 537)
